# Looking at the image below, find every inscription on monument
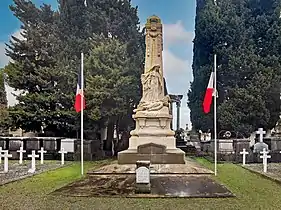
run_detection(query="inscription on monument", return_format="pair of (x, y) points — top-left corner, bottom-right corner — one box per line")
(138, 143), (166, 154)
(136, 166), (150, 184)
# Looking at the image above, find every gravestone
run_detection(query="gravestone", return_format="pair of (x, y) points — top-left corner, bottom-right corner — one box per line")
(3, 150), (12, 173)
(38, 147), (47, 164)
(17, 146), (26, 164)
(9, 140), (21, 151)
(61, 138), (75, 153)
(26, 138), (40, 151)
(28, 150), (39, 173)
(253, 128), (268, 153)
(59, 148), (67, 165)
(240, 148), (249, 166)
(260, 148), (271, 173)
(43, 139), (56, 151)
(135, 160), (151, 193)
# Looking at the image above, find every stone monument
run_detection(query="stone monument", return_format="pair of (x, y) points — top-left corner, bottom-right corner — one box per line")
(118, 15), (185, 164)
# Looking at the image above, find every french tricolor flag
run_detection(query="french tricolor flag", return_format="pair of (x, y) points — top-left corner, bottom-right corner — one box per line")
(203, 72), (215, 114)
(74, 71), (85, 113)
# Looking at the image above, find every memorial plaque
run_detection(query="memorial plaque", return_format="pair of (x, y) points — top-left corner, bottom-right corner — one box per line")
(136, 166), (150, 184)
(26, 139), (40, 150)
(9, 140), (22, 151)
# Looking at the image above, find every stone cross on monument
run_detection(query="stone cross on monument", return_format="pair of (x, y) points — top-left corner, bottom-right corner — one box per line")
(38, 147), (47, 164)
(117, 15), (185, 164)
(17, 146), (26, 164)
(260, 148), (271, 173)
(59, 148), (67, 165)
(256, 128), (266, 143)
(28, 150), (39, 173)
(2, 150), (12, 173)
(240, 148), (249, 166)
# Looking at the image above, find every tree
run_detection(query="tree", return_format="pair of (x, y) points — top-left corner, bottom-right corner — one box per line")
(5, 0), (77, 136)
(85, 35), (142, 149)
(0, 69), (8, 135)
(189, 0), (281, 137)
(4, 0), (144, 138)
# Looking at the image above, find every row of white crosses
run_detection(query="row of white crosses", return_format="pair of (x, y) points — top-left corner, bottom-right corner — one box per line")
(240, 128), (273, 173)
(0, 146), (68, 173)
(240, 148), (272, 173)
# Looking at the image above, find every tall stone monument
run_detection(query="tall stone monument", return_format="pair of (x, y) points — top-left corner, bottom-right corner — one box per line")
(118, 15), (185, 164)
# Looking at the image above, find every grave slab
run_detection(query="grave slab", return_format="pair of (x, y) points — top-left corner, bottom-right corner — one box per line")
(52, 174), (234, 198)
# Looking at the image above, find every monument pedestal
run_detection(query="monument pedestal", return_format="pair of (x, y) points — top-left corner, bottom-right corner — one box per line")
(118, 107), (185, 164)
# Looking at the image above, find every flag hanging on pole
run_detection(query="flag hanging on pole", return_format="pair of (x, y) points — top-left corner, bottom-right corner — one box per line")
(203, 72), (214, 114)
(74, 70), (85, 113)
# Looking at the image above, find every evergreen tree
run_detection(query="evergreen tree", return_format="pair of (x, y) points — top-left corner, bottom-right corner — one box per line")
(85, 35), (142, 148)
(5, 0), (77, 135)
(189, 0), (281, 137)
(4, 0), (144, 138)
(0, 69), (8, 135)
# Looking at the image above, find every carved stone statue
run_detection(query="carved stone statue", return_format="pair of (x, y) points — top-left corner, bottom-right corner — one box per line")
(134, 64), (170, 112)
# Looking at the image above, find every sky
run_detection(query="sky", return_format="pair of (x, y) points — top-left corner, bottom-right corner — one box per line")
(0, 0), (196, 130)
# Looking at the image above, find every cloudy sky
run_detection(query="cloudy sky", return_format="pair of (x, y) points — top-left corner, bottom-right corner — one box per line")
(0, 0), (196, 130)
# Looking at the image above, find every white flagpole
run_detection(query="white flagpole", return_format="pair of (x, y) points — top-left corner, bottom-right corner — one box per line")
(214, 54), (217, 176)
(81, 52), (84, 175)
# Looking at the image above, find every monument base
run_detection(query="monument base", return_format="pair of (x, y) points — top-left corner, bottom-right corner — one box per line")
(118, 107), (185, 164)
(118, 148), (185, 164)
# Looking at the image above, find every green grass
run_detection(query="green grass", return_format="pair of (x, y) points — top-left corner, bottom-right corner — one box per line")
(1, 158), (281, 210)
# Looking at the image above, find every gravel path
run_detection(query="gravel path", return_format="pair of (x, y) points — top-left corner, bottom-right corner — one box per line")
(243, 163), (281, 183)
(0, 161), (72, 185)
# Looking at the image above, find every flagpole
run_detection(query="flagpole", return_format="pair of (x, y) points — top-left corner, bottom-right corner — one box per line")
(214, 54), (217, 176)
(81, 52), (84, 175)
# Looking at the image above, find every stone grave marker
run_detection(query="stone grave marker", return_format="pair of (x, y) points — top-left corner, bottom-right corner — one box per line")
(2, 150), (12, 173)
(240, 148), (249, 166)
(61, 138), (75, 152)
(260, 148), (271, 173)
(38, 147), (47, 164)
(9, 140), (22, 151)
(17, 146), (26, 164)
(135, 160), (151, 193)
(43, 139), (56, 151)
(28, 150), (39, 173)
(253, 128), (268, 153)
(26, 138), (40, 151)
(58, 148), (67, 165)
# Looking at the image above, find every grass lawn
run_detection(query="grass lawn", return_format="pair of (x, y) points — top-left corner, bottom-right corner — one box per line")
(1, 158), (281, 210)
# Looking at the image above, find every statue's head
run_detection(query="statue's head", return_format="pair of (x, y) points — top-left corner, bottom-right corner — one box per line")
(154, 64), (160, 71)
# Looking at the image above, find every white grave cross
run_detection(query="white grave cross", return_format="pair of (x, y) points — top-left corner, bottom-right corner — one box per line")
(240, 148), (249, 166)
(260, 148), (271, 173)
(3, 151), (12, 173)
(256, 128), (266, 143)
(17, 146), (26, 164)
(28, 150), (39, 173)
(58, 148), (67, 165)
(38, 147), (47, 164)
